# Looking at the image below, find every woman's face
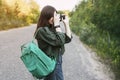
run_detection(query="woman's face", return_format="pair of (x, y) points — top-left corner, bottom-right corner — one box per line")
(48, 11), (57, 25)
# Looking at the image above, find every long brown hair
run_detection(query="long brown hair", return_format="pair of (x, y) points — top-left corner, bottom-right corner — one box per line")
(37, 5), (56, 29)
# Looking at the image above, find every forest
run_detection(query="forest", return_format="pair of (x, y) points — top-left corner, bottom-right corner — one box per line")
(70, 0), (120, 80)
(0, 0), (39, 30)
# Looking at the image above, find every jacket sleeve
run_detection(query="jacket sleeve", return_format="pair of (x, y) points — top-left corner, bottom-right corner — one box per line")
(36, 27), (71, 46)
(65, 33), (72, 43)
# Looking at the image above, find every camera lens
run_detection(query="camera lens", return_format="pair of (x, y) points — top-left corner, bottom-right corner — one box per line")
(62, 15), (65, 20)
(60, 14), (65, 21)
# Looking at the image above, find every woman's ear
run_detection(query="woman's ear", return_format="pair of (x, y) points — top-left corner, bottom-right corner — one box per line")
(49, 17), (54, 24)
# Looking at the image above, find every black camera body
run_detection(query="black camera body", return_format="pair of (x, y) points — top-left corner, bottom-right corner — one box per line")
(59, 14), (65, 21)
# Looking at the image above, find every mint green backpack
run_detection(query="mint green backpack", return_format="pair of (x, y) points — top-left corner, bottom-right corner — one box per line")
(20, 28), (56, 79)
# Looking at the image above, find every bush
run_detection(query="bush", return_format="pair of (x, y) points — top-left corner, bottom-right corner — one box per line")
(70, 0), (120, 79)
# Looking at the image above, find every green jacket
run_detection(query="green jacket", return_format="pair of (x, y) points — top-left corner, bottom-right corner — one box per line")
(35, 26), (72, 59)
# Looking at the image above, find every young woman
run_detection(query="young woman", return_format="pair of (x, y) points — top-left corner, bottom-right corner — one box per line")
(35, 5), (72, 80)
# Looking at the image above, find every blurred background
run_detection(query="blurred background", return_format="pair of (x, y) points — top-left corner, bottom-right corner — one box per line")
(0, 0), (80, 30)
(0, 0), (120, 80)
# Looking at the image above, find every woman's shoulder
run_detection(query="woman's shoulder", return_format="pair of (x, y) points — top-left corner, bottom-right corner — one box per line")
(38, 26), (48, 31)
(37, 27), (48, 32)
(38, 27), (53, 34)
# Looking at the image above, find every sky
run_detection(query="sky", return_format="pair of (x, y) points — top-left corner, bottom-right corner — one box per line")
(34, 0), (81, 11)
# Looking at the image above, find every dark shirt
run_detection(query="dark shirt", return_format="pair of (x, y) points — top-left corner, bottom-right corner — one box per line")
(35, 26), (72, 58)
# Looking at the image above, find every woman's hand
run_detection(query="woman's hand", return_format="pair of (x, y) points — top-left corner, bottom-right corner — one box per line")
(63, 16), (72, 38)
(54, 12), (62, 32)
(54, 11), (60, 27)
(63, 16), (69, 27)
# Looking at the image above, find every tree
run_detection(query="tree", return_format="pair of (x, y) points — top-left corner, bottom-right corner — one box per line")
(91, 0), (120, 36)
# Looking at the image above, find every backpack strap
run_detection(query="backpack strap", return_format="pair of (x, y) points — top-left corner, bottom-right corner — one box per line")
(32, 28), (41, 42)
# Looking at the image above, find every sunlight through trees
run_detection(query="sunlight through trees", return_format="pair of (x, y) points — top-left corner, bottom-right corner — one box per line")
(0, 0), (39, 30)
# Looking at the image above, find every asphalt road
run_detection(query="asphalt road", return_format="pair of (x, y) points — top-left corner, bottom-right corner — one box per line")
(0, 25), (114, 80)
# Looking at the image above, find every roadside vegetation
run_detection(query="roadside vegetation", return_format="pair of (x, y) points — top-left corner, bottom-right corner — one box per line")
(0, 0), (39, 30)
(0, 0), (120, 79)
(69, 0), (120, 80)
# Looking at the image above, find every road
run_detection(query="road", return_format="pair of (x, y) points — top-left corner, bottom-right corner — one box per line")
(0, 25), (114, 80)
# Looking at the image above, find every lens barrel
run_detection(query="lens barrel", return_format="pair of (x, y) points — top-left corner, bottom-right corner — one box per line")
(60, 14), (65, 21)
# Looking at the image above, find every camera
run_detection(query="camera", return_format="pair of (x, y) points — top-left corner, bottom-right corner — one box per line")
(59, 14), (65, 21)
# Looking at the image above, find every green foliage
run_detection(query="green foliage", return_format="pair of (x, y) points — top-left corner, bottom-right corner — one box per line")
(0, 0), (39, 30)
(70, 0), (120, 79)
(91, 0), (120, 36)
